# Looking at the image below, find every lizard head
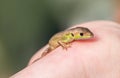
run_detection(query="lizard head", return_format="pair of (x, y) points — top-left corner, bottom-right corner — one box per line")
(61, 27), (94, 43)
(69, 27), (94, 40)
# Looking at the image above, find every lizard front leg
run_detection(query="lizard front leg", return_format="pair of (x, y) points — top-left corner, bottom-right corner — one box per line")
(58, 41), (71, 50)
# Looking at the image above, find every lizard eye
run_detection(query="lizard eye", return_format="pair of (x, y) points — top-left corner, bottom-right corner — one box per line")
(71, 33), (74, 37)
(80, 33), (84, 36)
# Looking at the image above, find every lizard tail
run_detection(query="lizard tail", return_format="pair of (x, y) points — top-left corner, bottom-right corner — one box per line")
(30, 48), (51, 64)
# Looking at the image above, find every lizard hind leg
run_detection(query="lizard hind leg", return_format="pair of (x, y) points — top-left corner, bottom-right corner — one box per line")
(40, 48), (51, 58)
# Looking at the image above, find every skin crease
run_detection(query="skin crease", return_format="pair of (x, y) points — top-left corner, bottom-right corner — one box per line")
(10, 21), (120, 78)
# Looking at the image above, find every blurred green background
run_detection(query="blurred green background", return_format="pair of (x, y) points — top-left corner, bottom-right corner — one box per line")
(0, 0), (113, 78)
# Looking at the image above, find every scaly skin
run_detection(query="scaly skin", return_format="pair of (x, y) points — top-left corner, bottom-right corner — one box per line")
(41, 27), (94, 58)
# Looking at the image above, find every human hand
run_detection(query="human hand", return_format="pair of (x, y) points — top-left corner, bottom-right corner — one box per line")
(10, 21), (120, 78)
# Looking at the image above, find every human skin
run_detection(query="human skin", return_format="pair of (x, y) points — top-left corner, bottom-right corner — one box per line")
(114, 0), (120, 23)
(10, 21), (120, 78)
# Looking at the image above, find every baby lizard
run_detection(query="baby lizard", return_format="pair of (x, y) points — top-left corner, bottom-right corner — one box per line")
(32, 27), (94, 63)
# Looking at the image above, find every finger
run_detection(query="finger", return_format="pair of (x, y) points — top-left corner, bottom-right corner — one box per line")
(10, 21), (120, 78)
(28, 20), (120, 65)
